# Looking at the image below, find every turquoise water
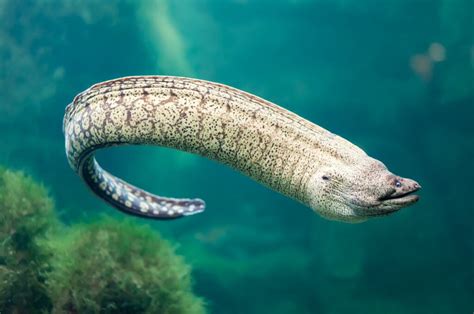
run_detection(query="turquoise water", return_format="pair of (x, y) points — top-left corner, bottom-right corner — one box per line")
(1, 1), (473, 313)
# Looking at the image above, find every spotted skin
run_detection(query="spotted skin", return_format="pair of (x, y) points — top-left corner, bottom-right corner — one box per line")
(64, 76), (420, 222)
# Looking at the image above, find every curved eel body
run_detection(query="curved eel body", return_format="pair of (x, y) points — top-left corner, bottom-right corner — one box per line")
(64, 76), (420, 222)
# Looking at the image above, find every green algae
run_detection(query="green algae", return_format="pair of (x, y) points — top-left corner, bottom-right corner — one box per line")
(47, 218), (205, 314)
(0, 168), (206, 313)
(0, 167), (56, 313)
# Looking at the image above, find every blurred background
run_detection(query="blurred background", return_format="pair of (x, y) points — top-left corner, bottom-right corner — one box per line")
(0, 0), (472, 313)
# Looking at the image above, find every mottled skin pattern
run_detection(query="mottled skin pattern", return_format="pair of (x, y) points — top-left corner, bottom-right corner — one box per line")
(64, 76), (420, 222)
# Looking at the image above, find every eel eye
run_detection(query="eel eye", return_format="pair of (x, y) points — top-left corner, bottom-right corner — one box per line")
(395, 180), (402, 188)
(322, 175), (330, 181)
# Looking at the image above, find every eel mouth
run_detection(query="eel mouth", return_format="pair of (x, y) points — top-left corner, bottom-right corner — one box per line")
(378, 183), (421, 207)
(359, 179), (421, 217)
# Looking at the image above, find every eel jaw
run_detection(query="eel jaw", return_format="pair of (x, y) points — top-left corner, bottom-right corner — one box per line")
(376, 181), (421, 212)
(355, 179), (421, 218)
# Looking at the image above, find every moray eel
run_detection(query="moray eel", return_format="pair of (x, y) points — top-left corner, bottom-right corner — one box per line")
(63, 76), (420, 223)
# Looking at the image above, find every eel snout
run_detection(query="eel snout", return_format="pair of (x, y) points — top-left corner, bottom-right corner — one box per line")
(379, 176), (421, 206)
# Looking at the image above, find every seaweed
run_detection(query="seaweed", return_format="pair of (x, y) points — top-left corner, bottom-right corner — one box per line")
(0, 167), (57, 313)
(47, 218), (206, 314)
(0, 167), (206, 314)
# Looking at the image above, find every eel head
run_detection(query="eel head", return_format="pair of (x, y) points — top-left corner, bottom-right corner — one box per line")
(307, 158), (421, 223)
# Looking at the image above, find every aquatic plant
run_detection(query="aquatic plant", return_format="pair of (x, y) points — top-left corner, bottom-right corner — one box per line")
(47, 218), (206, 314)
(0, 167), (205, 313)
(0, 167), (57, 313)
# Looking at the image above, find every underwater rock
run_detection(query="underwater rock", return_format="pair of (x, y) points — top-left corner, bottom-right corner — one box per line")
(0, 167), (57, 313)
(47, 218), (206, 314)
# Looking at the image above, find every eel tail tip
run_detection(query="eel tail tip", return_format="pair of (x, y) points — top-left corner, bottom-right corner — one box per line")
(183, 199), (206, 216)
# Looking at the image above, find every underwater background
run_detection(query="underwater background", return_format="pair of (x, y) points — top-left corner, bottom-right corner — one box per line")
(0, 0), (472, 313)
